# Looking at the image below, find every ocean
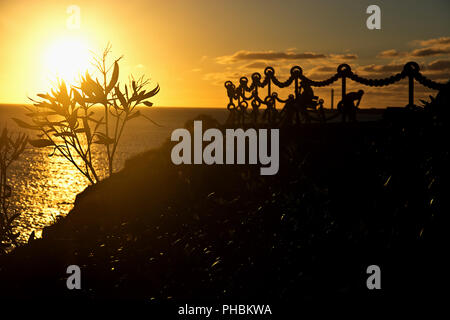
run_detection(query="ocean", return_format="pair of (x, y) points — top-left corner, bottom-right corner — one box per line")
(0, 104), (383, 244)
(0, 105), (229, 243)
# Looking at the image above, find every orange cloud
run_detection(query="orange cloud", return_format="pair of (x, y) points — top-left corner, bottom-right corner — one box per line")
(216, 50), (328, 64)
(378, 36), (450, 59)
(427, 59), (450, 71)
(377, 49), (406, 59)
(414, 36), (450, 47)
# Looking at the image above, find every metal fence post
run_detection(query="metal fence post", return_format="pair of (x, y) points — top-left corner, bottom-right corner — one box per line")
(408, 74), (414, 107)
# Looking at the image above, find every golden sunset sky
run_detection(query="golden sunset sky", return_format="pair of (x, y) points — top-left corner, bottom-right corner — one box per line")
(0, 0), (449, 107)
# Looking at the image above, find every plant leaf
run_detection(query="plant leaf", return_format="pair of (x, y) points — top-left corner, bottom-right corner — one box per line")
(68, 108), (79, 128)
(12, 118), (40, 130)
(72, 88), (84, 106)
(28, 139), (53, 148)
(53, 132), (75, 138)
(93, 133), (115, 145)
(127, 110), (141, 120)
(142, 85), (160, 99)
(115, 86), (127, 107)
(107, 61), (119, 93)
(37, 93), (51, 100)
(140, 113), (163, 127)
(143, 101), (153, 107)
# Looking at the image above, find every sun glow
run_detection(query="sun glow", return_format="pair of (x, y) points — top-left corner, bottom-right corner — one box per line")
(43, 36), (92, 86)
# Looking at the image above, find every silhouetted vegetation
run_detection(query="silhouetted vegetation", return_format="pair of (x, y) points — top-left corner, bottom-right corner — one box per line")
(13, 45), (160, 183)
(0, 128), (27, 253)
(0, 83), (448, 307)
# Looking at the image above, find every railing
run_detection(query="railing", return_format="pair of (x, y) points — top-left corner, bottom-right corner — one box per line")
(224, 61), (446, 126)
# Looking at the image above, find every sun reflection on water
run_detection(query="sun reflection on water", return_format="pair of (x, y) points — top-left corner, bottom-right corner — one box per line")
(9, 148), (93, 243)
(1, 106), (230, 245)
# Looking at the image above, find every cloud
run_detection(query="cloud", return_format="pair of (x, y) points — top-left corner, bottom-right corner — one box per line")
(377, 49), (406, 59)
(360, 64), (404, 73)
(312, 66), (336, 73)
(426, 72), (450, 81)
(329, 54), (358, 60)
(411, 46), (450, 57)
(414, 36), (450, 47)
(207, 39), (449, 108)
(352, 61), (449, 85)
(216, 50), (328, 64)
(377, 36), (450, 59)
(427, 59), (450, 71)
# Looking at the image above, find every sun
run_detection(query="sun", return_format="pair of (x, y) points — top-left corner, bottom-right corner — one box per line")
(43, 36), (92, 85)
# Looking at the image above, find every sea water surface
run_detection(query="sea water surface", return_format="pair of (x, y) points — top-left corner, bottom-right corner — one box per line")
(1, 105), (383, 243)
(0, 105), (228, 243)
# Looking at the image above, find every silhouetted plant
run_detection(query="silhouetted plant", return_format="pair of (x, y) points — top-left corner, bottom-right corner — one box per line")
(419, 95), (435, 108)
(0, 127), (27, 253)
(13, 45), (160, 183)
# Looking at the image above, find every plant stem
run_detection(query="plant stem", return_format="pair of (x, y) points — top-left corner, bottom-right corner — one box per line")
(102, 55), (113, 177)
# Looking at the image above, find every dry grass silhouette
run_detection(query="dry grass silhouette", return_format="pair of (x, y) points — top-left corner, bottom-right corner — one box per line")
(0, 127), (27, 253)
